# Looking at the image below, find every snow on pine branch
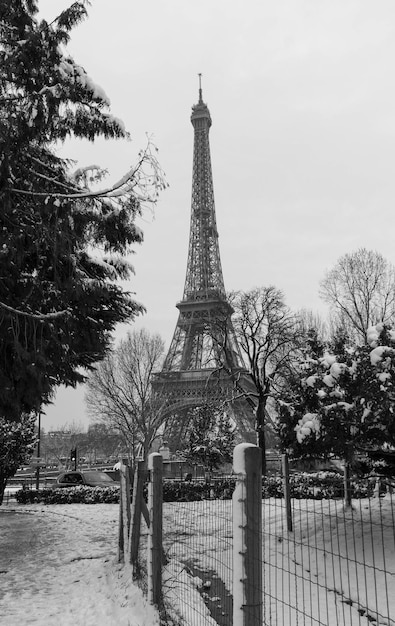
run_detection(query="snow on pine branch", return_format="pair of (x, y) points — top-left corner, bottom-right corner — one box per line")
(56, 57), (111, 106)
(295, 413), (320, 444)
(294, 322), (395, 444)
(70, 138), (168, 205)
(10, 138), (168, 212)
(88, 254), (134, 281)
(0, 300), (70, 320)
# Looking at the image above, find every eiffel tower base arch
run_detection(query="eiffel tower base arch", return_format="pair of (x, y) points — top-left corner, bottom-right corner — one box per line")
(153, 369), (257, 452)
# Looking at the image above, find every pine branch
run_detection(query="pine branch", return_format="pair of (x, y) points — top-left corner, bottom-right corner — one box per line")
(7, 139), (167, 203)
(26, 167), (80, 192)
(0, 300), (70, 320)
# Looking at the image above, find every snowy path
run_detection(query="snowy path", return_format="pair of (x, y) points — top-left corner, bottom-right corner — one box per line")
(0, 504), (159, 626)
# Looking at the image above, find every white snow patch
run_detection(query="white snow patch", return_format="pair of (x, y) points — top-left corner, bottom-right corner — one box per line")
(305, 375), (317, 387)
(0, 503), (159, 625)
(378, 372), (391, 382)
(321, 352), (337, 367)
(233, 443), (258, 473)
(329, 362), (346, 378)
(295, 413), (320, 443)
(323, 374), (336, 387)
(370, 345), (394, 365)
(367, 325), (381, 347)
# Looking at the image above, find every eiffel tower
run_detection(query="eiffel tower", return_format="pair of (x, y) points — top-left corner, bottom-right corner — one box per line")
(153, 77), (256, 448)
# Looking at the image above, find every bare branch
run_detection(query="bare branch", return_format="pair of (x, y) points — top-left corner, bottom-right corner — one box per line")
(320, 248), (395, 343)
(85, 328), (166, 463)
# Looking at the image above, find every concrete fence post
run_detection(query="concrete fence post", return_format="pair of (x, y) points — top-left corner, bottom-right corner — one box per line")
(147, 453), (163, 608)
(233, 443), (263, 626)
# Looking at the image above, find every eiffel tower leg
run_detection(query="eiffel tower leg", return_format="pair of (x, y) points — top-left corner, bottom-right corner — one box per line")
(164, 410), (194, 453)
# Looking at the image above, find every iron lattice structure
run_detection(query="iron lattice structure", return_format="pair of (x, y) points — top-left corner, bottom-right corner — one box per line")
(153, 84), (256, 446)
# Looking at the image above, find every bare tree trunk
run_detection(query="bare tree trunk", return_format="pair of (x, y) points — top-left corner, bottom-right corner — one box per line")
(343, 460), (352, 508)
(343, 443), (354, 508)
(0, 472), (8, 505)
(256, 399), (267, 475)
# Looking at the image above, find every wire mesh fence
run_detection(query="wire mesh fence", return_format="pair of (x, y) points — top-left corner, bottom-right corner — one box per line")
(162, 490), (233, 625)
(157, 471), (394, 625)
(114, 451), (395, 625)
(261, 478), (395, 626)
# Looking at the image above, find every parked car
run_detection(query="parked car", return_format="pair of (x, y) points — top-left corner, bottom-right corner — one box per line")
(52, 470), (120, 489)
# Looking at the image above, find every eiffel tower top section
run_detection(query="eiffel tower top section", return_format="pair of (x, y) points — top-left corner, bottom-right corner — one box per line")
(182, 75), (226, 300)
(159, 79), (244, 374)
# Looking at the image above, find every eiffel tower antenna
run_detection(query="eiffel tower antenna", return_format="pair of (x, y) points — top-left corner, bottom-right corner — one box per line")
(153, 85), (255, 447)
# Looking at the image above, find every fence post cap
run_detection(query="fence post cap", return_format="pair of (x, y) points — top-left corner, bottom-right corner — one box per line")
(233, 443), (260, 473)
(148, 453), (163, 469)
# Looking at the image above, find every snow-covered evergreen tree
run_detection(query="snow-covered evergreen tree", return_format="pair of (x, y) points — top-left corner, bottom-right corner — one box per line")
(0, 414), (36, 503)
(278, 323), (395, 467)
(182, 404), (235, 474)
(0, 1), (166, 497)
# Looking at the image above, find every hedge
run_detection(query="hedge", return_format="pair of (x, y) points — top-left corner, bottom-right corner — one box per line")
(262, 472), (377, 499)
(15, 486), (120, 505)
(14, 473), (383, 505)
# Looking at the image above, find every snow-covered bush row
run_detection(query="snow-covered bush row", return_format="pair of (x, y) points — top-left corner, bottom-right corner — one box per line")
(15, 479), (236, 504)
(264, 472), (386, 499)
(15, 486), (120, 505)
(162, 478), (236, 501)
(15, 473), (387, 504)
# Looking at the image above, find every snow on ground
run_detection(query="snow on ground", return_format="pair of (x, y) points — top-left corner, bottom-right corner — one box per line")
(262, 495), (395, 625)
(161, 495), (395, 626)
(0, 503), (159, 626)
(1, 494), (394, 626)
(162, 499), (233, 625)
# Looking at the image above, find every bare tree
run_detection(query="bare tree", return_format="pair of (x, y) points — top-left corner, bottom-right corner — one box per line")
(320, 248), (395, 343)
(232, 286), (303, 473)
(85, 329), (166, 465)
(86, 423), (123, 464)
(297, 308), (329, 341)
(41, 422), (85, 469)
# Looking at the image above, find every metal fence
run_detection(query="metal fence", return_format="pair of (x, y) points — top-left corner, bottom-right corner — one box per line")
(162, 498), (233, 625)
(260, 481), (395, 626)
(120, 449), (395, 626)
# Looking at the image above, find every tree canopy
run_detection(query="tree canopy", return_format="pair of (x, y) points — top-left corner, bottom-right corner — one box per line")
(231, 286), (303, 472)
(180, 404), (235, 474)
(0, 1), (165, 420)
(0, 413), (36, 503)
(320, 248), (395, 343)
(85, 329), (166, 464)
(278, 323), (395, 465)
(0, 1), (165, 498)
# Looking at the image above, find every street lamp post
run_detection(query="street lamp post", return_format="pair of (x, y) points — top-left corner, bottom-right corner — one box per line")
(35, 410), (41, 491)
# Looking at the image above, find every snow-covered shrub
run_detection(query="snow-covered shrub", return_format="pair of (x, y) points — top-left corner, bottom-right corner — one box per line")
(15, 472), (380, 504)
(262, 476), (284, 498)
(278, 324), (395, 465)
(162, 479), (236, 502)
(0, 415), (37, 504)
(15, 486), (120, 504)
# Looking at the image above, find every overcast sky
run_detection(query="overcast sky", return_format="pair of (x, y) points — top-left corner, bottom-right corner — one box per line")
(37, 0), (395, 431)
